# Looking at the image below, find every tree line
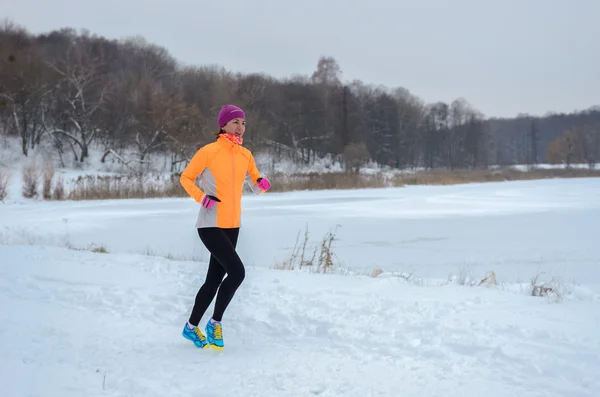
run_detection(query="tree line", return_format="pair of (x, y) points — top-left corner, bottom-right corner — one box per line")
(1, 20), (599, 173)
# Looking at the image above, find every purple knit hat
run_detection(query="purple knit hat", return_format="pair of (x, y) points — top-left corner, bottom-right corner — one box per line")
(218, 105), (245, 128)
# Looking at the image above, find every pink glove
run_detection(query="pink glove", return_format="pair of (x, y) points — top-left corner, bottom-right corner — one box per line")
(257, 177), (271, 191)
(201, 195), (220, 209)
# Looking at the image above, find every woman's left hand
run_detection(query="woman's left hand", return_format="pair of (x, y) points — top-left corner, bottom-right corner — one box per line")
(257, 177), (271, 192)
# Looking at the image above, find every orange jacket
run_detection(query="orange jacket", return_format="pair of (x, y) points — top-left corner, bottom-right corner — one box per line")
(180, 135), (263, 229)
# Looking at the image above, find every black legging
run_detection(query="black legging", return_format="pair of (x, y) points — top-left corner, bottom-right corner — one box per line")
(188, 227), (245, 325)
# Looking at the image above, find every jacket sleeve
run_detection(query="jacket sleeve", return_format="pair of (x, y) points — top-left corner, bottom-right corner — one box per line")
(245, 152), (263, 195)
(180, 148), (207, 203)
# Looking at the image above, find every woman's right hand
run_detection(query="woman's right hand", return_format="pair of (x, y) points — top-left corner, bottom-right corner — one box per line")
(201, 195), (220, 209)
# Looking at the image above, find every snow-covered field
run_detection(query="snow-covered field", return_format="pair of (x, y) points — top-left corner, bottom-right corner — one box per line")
(1, 177), (600, 396)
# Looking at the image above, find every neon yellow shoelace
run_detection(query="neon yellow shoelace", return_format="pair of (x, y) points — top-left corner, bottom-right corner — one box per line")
(194, 328), (206, 341)
(214, 325), (223, 339)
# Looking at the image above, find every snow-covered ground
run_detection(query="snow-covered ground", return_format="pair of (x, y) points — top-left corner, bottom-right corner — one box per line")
(2, 178), (599, 290)
(1, 177), (600, 396)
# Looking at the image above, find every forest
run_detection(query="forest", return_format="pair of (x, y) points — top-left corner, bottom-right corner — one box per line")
(1, 20), (599, 174)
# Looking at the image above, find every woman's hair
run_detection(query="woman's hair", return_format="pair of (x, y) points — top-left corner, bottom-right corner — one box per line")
(214, 128), (224, 138)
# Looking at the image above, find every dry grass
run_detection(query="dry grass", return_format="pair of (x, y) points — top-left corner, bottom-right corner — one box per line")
(268, 172), (390, 192)
(0, 166), (10, 201)
(21, 160), (40, 198)
(444, 267), (568, 302)
(53, 176), (65, 200)
(530, 274), (564, 303)
(37, 165), (600, 201)
(42, 161), (55, 200)
(48, 170), (390, 201)
(317, 225), (339, 274)
(66, 174), (184, 200)
(394, 167), (600, 186)
(259, 167), (600, 194)
(447, 266), (499, 287)
(369, 268), (384, 278)
(64, 242), (109, 253)
(478, 271), (498, 286)
(394, 272), (425, 286)
(274, 224), (341, 273)
(89, 244), (108, 253)
(274, 224), (314, 270)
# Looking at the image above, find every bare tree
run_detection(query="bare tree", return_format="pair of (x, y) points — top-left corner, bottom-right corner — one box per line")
(463, 113), (486, 168)
(343, 142), (370, 173)
(528, 118), (538, 168)
(131, 89), (190, 162)
(0, 32), (51, 155)
(391, 87), (423, 168)
(311, 56), (342, 86)
(547, 130), (582, 167)
(46, 39), (111, 162)
(422, 102), (449, 169)
(577, 122), (600, 169)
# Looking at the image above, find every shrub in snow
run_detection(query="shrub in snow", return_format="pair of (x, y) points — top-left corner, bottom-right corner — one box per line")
(64, 173), (182, 200)
(447, 267), (499, 288)
(531, 274), (565, 303)
(21, 159), (40, 199)
(0, 166), (10, 201)
(53, 177), (65, 200)
(343, 142), (370, 173)
(274, 224), (342, 274)
(42, 160), (55, 200)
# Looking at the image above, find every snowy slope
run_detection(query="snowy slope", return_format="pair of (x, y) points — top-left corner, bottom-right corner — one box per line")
(1, 244), (599, 397)
(1, 178), (600, 396)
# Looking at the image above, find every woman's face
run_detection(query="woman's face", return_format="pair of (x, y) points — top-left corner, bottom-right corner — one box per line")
(222, 118), (246, 137)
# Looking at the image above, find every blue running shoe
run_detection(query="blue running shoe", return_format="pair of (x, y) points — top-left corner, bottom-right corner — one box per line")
(206, 319), (224, 350)
(182, 323), (209, 349)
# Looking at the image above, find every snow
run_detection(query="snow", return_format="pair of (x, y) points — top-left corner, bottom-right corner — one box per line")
(2, 131), (600, 395)
(2, 178), (600, 291)
(1, 244), (599, 397)
(1, 177), (600, 396)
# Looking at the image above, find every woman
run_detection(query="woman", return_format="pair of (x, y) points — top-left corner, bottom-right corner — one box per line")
(179, 104), (271, 350)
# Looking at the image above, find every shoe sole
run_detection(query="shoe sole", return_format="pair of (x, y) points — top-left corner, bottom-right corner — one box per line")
(207, 337), (224, 350)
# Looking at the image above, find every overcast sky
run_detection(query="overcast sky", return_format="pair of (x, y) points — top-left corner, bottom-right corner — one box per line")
(1, 0), (598, 118)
